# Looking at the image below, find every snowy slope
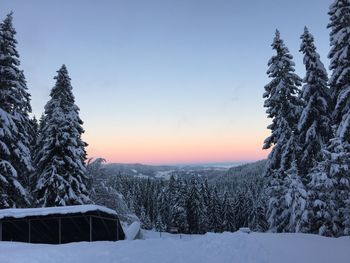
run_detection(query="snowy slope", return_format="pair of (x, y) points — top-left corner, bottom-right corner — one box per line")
(0, 231), (349, 263)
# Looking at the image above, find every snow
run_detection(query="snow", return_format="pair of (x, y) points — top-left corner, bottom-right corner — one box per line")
(0, 231), (349, 263)
(0, 205), (117, 220)
(125, 221), (141, 240)
(239, 227), (252, 233)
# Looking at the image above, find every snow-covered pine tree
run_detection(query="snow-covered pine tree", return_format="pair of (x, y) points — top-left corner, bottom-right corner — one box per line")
(328, 0), (350, 121)
(208, 187), (223, 232)
(171, 178), (188, 233)
(29, 116), (39, 154)
(221, 191), (235, 232)
(199, 179), (211, 232)
(13, 70), (33, 189)
(326, 0), (350, 236)
(263, 30), (303, 232)
(298, 27), (332, 176)
(166, 175), (178, 226)
(232, 189), (250, 230)
(140, 205), (152, 230)
(186, 178), (201, 234)
(297, 26), (336, 236)
(307, 151), (338, 236)
(0, 12), (32, 208)
(247, 180), (268, 232)
(157, 188), (170, 230)
(34, 65), (90, 207)
(155, 212), (166, 233)
(248, 196), (268, 232)
(282, 154), (308, 233)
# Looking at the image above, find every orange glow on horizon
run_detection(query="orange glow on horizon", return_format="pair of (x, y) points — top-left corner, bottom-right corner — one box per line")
(84, 129), (271, 165)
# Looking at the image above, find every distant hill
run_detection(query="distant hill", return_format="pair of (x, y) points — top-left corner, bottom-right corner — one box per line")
(226, 159), (267, 177)
(103, 163), (233, 179)
(102, 161), (266, 180)
(104, 163), (175, 178)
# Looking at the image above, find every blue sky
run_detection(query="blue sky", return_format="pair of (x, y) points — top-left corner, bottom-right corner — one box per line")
(0, 0), (333, 164)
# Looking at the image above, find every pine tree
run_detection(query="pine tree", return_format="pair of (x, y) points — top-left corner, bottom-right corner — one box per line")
(263, 30), (302, 166)
(298, 27), (332, 176)
(247, 180), (268, 232)
(34, 65), (90, 207)
(29, 116), (39, 154)
(186, 178), (201, 234)
(296, 27), (337, 236)
(166, 175), (178, 226)
(140, 205), (152, 230)
(328, 0), (350, 122)
(263, 30), (303, 232)
(157, 188), (170, 230)
(249, 197), (268, 232)
(171, 178), (188, 233)
(232, 189), (250, 230)
(0, 13), (32, 208)
(307, 153), (338, 236)
(283, 159), (308, 232)
(326, 0), (350, 236)
(221, 191), (235, 232)
(199, 179), (211, 232)
(155, 212), (166, 233)
(208, 187), (223, 232)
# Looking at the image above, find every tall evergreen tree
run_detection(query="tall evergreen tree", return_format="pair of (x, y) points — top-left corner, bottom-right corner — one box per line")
(263, 30), (302, 171)
(0, 13), (32, 208)
(199, 179), (211, 232)
(307, 151), (338, 236)
(298, 27), (332, 176)
(155, 212), (166, 233)
(263, 30), (303, 232)
(140, 205), (152, 230)
(232, 189), (250, 230)
(221, 191), (235, 232)
(29, 116), (39, 154)
(34, 65), (90, 207)
(208, 187), (223, 232)
(326, 0), (350, 235)
(157, 188), (170, 230)
(282, 157), (308, 232)
(171, 178), (188, 233)
(298, 27), (335, 236)
(186, 178), (201, 234)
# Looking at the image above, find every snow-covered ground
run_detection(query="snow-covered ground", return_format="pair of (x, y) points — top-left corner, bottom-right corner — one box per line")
(0, 231), (349, 263)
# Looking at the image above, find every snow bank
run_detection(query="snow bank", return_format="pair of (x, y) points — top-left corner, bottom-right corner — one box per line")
(125, 221), (141, 240)
(0, 205), (117, 219)
(0, 231), (349, 263)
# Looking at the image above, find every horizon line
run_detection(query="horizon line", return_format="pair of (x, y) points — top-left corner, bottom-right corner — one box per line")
(100, 159), (265, 167)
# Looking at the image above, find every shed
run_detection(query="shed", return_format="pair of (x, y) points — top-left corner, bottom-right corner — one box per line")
(0, 205), (125, 244)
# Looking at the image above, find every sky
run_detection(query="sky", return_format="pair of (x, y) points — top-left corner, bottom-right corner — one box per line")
(0, 0), (333, 165)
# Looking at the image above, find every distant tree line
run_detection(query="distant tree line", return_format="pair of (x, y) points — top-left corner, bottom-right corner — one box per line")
(106, 172), (268, 234)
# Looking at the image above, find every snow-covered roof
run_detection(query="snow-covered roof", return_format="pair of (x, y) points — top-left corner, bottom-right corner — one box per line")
(0, 205), (117, 220)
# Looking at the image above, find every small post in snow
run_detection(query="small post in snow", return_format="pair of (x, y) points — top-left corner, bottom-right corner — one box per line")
(89, 216), (92, 242)
(58, 218), (62, 244)
(28, 220), (31, 243)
